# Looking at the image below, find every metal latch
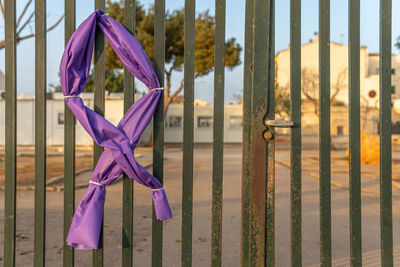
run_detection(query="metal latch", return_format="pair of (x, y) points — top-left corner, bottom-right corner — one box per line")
(262, 120), (294, 142)
(264, 120), (294, 128)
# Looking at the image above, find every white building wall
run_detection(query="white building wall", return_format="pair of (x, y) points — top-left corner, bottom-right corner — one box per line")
(164, 104), (243, 143)
(0, 98), (244, 145)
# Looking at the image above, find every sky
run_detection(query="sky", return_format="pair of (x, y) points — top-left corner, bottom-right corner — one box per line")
(0, 0), (399, 104)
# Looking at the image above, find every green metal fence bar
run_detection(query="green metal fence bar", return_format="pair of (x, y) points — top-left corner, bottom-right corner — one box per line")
(348, 0), (362, 266)
(34, 0), (47, 266)
(319, 0), (332, 266)
(3, 0), (17, 266)
(63, 1), (76, 266)
(240, 0), (254, 265)
(181, 0), (195, 265)
(290, 0), (301, 265)
(92, 1), (106, 266)
(152, 0), (165, 266)
(379, 0), (393, 265)
(265, 1), (275, 265)
(122, 1), (135, 266)
(210, 0), (225, 266)
(250, 0), (271, 265)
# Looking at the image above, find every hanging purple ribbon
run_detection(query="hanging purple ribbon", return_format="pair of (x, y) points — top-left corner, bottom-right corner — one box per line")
(60, 10), (172, 250)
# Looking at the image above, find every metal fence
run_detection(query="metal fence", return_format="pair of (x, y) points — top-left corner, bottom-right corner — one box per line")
(2, 0), (394, 267)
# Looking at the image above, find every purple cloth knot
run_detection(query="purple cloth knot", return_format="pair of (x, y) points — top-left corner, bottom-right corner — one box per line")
(61, 10), (172, 250)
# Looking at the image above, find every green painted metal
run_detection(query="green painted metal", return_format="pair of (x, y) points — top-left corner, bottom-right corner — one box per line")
(265, 1), (275, 266)
(152, 0), (165, 266)
(3, 1), (398, 266)
(211, 0), (225, 266)
(290, 0), (302, 266)
(122, 1), (135, 266)
(93, 1), (106, 266)
(240, 0), (254, 265)
(34, 0), (46, 266)
(248, 0), (272, 265)
(348, 0), (362, 266)
(241, 1), (274, 266)
(181, 0), (195, 266)
(319, 0), (332, 266)
(4, 0), (16, 266)
(63, 1), (76, 266)
(379, 0), (393, 266)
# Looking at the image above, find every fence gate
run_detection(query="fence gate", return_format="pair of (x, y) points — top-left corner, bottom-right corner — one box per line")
(241, 0), (393, 267)
(2, 0), (395, 266)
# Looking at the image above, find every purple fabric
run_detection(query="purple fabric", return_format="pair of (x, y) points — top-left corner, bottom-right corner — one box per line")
(60, 9), (172, 250)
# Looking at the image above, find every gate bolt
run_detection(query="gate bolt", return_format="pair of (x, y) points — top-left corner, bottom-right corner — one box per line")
(263, 130), (273, 142)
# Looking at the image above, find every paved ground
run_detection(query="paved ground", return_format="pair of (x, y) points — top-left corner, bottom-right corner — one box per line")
(0, 145), (399, 266)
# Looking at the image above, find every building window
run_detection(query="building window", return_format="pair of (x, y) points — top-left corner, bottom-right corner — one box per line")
(393, 121), (400, 134)
(167, 116), (182, 128)
(58, 113), (77, 125)
(58, 113), (65, 125)
(229, 116), (243, 128)
(337, 125), (343, 136)
(197, 116), (213, 128)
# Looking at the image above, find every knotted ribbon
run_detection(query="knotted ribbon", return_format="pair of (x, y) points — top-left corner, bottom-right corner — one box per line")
(60, 10), (172, 250)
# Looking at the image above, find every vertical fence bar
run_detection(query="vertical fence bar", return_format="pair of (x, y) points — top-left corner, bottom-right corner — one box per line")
(122, 1), (135, 266)
(93, 0), (106, 266)
(241, 0), (255, 265)
(152, 0), (165, 266)
(3, 0), (16, 266)
(265, 1), (275, 265)
(290, 0), (302, 265)
(181, 0), (195, 266)
(63, 1), (76, 266)
(379, 0), (393, 265)
(319, 0), (332, 266)
(250, 0), (271, 265)
(34, 0), (46, 266)
(211, 0), (225, 266)
(348, 0), (362, 265)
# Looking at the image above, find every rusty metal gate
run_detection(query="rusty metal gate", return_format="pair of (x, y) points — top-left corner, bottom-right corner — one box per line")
(241, 0), (393, 266)
(2, 0), (394, 266)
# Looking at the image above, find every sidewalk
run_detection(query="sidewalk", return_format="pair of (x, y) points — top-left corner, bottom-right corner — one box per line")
(0, 145), (399, 266)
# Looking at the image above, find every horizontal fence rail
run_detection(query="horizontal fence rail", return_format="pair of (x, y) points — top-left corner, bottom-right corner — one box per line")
(1, 0), (396, 266)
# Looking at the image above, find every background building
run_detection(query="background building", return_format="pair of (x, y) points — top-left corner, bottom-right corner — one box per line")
(0, 93), (243, 145)
(276, 33), (400, 108)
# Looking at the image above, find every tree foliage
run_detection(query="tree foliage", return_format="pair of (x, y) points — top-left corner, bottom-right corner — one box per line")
(82, 0), (242, 114)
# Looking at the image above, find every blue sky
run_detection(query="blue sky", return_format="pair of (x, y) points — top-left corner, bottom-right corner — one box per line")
(0, 0), (399, 104)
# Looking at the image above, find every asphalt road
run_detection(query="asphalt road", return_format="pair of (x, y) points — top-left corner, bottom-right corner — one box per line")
(0, 145), (399, 266)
